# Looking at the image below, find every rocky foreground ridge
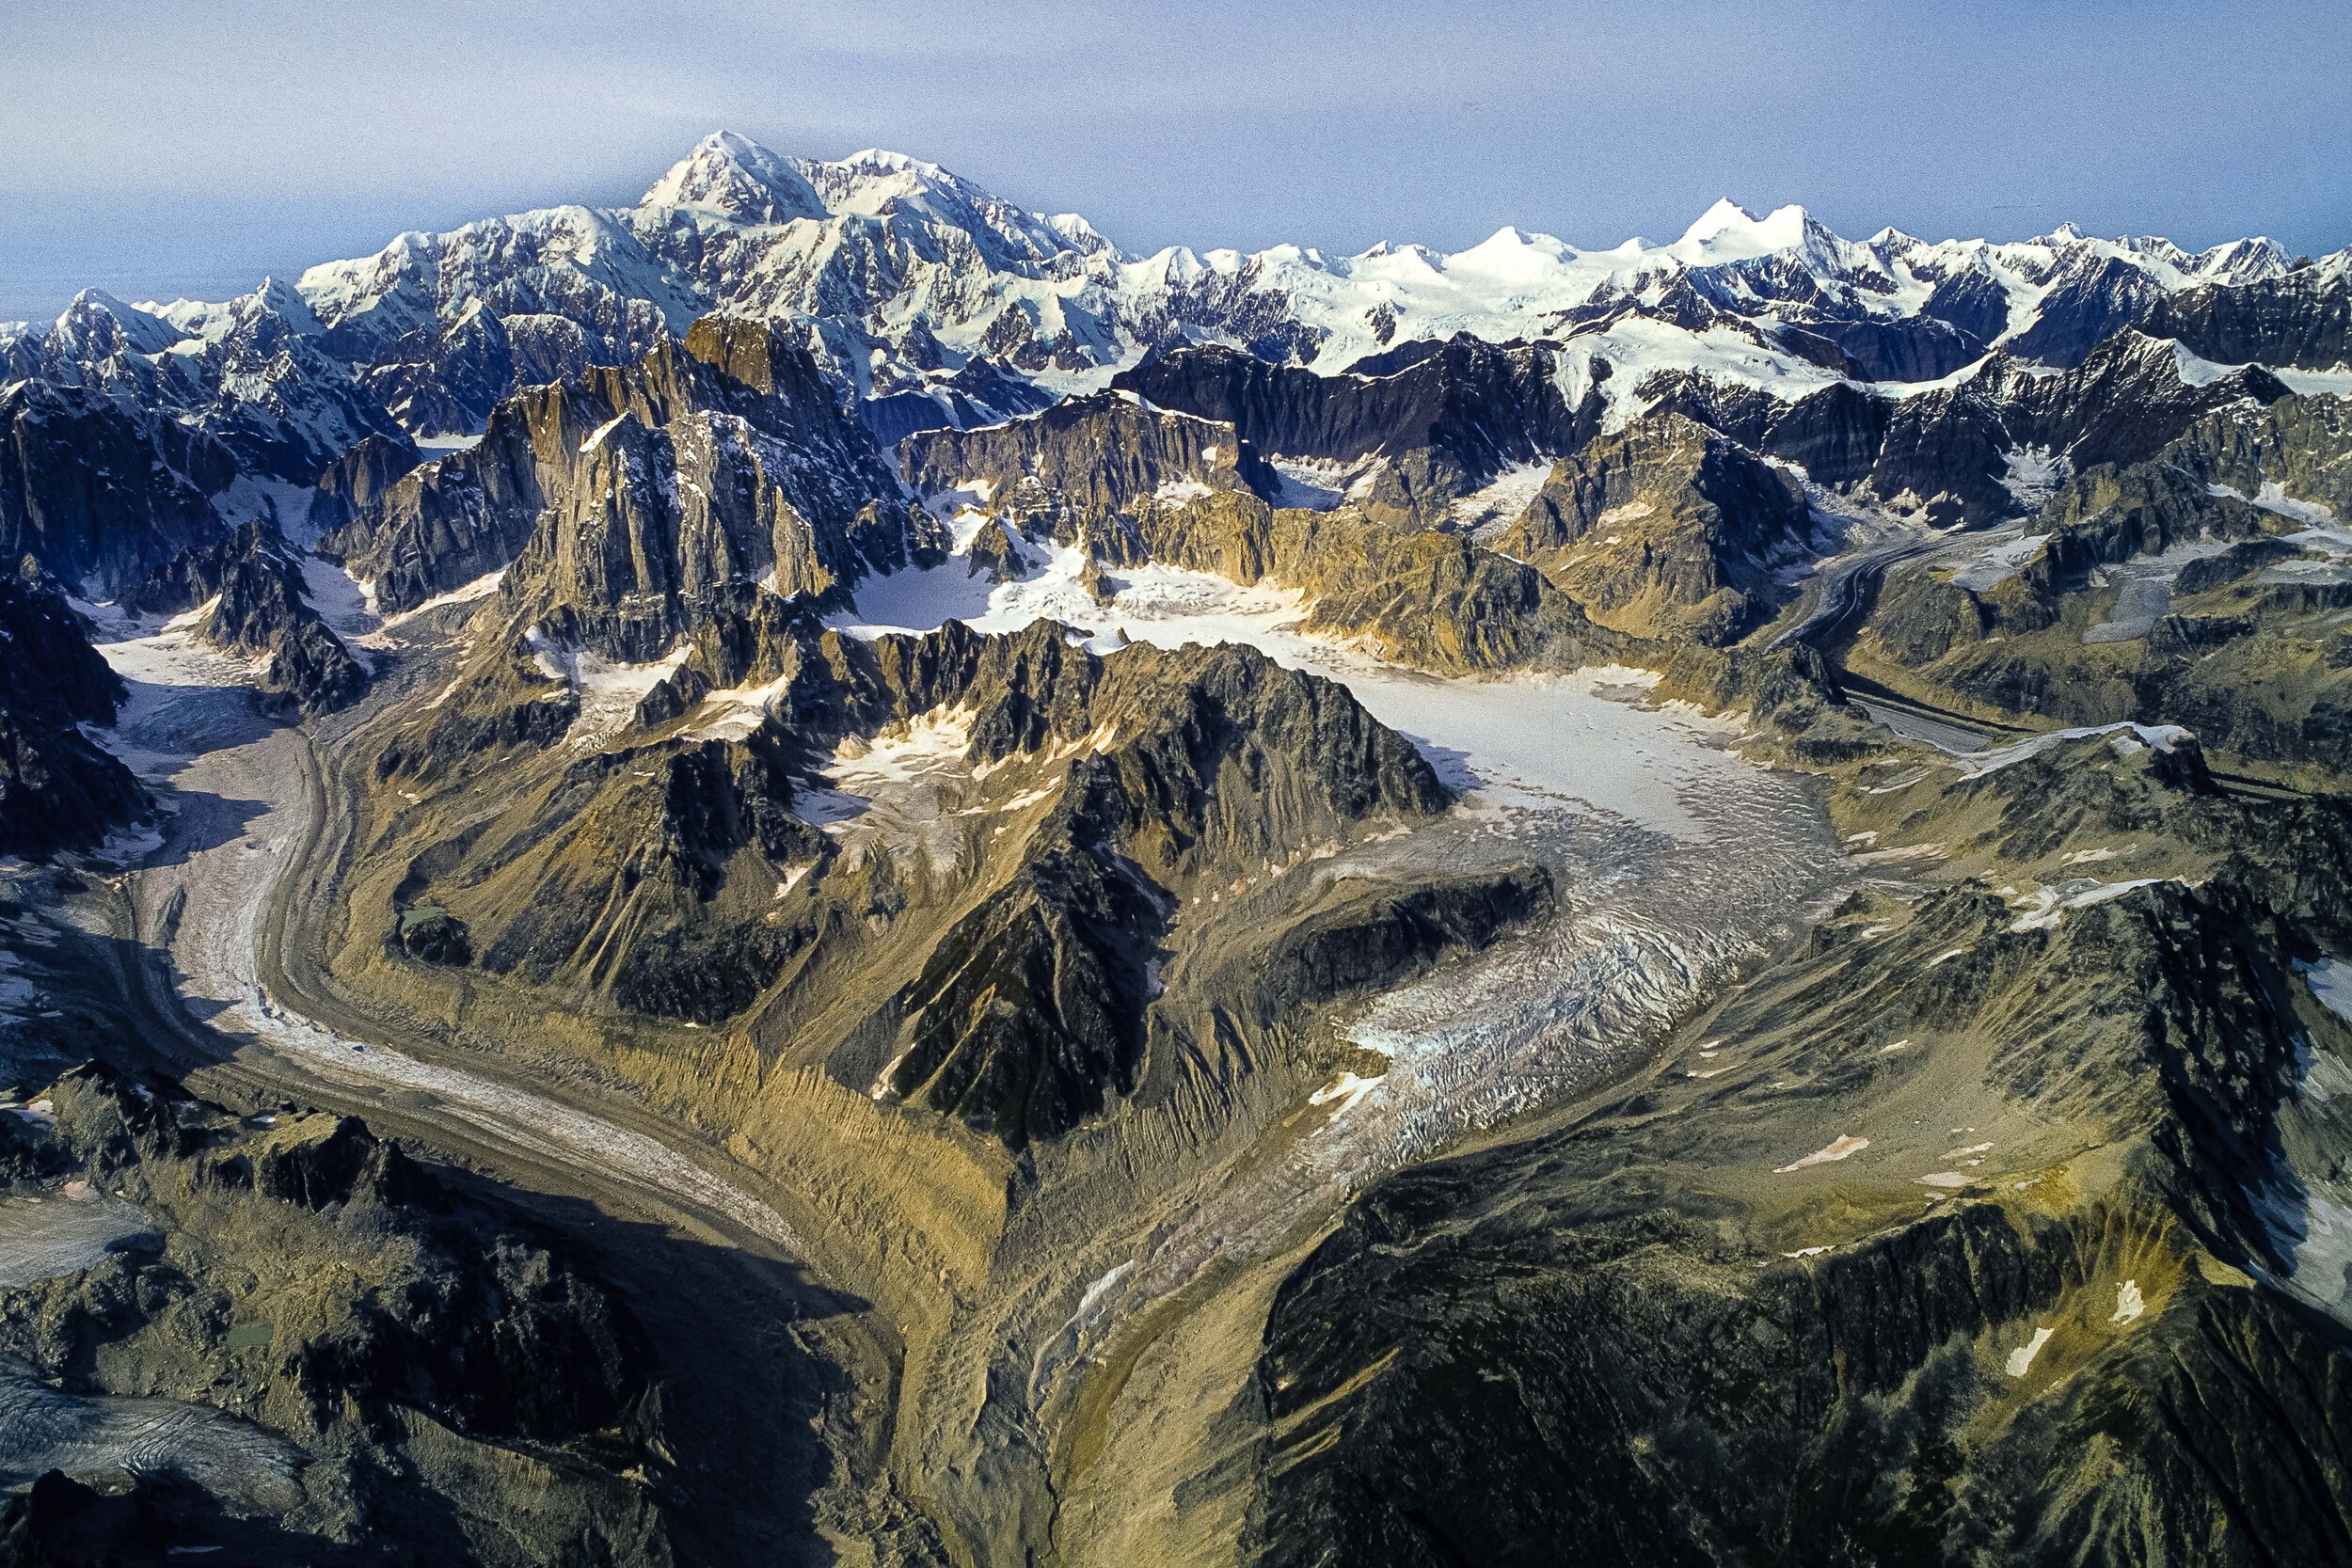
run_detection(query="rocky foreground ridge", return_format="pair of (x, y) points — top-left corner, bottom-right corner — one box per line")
(0, 1068), (664, 1565)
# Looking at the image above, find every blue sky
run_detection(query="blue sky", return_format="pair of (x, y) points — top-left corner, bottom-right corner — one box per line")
(4, 0), (2348, 321)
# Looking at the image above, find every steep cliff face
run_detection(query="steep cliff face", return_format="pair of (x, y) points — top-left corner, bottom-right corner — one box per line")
(898, 389), (1280, 550)
(1639, 330), (2291, 530)
(1500, 410), (1815, 644)
(1, 283), (408, 489)
(0, 380), (237, 598)
(2139, 262), (2352, 371)
(2161, 393), (2352, 516)
(1109, 336), (1607, 527)
(354, 281), (675, 440)
(880, 830), (1168, 1149)
(1996, 330), (2294, 473)
(2003, 252), (2172, 367)
(304, 432), (421, 535)
(326, 316), (925, 633)
(0, 567), (147, 857)
(320, 409), (548, 615)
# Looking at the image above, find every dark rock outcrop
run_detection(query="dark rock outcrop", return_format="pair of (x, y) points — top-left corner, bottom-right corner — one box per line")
(304, 431), (422, 534)
(1500, 410), (1814, 644)
(0, 1067), (663, 1565)
(898, 388), (1280, 550)
(1111, 336), (1608, 526)
(125, 523), (368, 719)
(882, 835), (1168, 1148)
(0, 566), (147, 857)
(1646, 330), (2291, 529)
(328, 316), (926, 640)
(1247, 865), (1554, 1026)
(2139, 261), (2352, 372)
(2004, 252), (2169, 368)
(0, 380), (236, 597)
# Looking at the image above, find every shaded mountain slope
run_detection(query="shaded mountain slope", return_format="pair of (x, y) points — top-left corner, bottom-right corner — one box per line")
(125, 522), (368, 719)
(0, 567), (147, 859)
(326, 316), (927, 631)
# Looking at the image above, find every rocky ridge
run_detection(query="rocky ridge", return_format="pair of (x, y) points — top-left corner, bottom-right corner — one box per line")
(1500, 410), (1816, 643)
(0, 568), (148, 859)
(0, 1066), (664, 1566)
(327, 316), (927, 649)
(0, 380), (238, 600)
(360, 606), (1467, 1149)
(1239, 706), (2352, 1568)
(1855, 395), (2352, 784)
(124, 523), (368, 720)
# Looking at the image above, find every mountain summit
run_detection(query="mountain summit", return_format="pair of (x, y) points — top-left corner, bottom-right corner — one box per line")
(640, 129), (829, 224)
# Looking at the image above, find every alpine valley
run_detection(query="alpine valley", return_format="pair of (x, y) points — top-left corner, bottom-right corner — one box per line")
(3, 132), (2351, 1567)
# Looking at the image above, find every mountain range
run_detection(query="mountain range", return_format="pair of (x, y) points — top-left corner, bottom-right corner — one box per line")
(7, 130), (2348, 473)
(3, 132), (2351, 1568)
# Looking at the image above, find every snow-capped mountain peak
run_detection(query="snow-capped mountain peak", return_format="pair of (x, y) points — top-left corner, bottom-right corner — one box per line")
(787, 144), (1099, 265)
(15, 131), (2343, 467)
(641, 130), (828, 225)
(48, 289), (182, 358)
(2190, 235), (2296, 285)
(1670, 198), (1822, 264)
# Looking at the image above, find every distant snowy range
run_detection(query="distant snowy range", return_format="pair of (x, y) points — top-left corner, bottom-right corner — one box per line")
(7, 129), (2351, 491)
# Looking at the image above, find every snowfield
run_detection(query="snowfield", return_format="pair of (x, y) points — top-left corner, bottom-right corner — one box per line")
(834, 540), (1770, 840)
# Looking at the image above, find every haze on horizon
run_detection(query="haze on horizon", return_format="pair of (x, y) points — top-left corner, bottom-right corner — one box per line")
(3, 0), (2348, 323)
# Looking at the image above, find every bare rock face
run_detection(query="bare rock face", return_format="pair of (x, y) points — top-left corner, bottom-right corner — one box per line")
(367, 605), (1455, 1144)
(1860, 430), (2352, 782)
(1134, 490), (1602, 671)
(881, 835), (1168, 1148)
(852, 627), (1471, 1149)
(0, 380), (237, 597)
(2003, 250), (2172, 367)
(2139, 261), (2352, 372)
(304, 431), (421, 535)
(1106, 336), (1608, 526)
(126, 523), (368, 719)
(1995, 329), (2293, 474)
(1642, 330), (2291, 530)
(0, 565), (147, 857)
(326, 316), (927, 638)
(2163, 393), (2352, 518)
(1501, 411), (1814, 644)
(899, 388), (1282, 551)
(1246, 865), (1555, 1028)
(373, 296), (679, 444)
